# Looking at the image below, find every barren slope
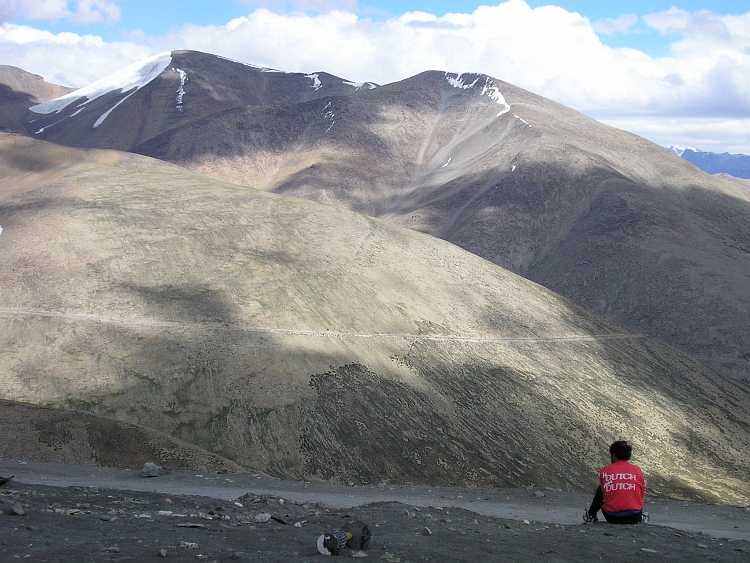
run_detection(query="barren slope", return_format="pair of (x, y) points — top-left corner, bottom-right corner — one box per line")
(130, 64), (750, 383)
(1, 133), (749, 503)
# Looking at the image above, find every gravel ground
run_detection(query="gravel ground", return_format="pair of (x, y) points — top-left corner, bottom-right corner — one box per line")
(1, 460), (749, 562)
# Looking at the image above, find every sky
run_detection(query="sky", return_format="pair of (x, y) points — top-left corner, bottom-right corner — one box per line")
(1, 1), (750, 153)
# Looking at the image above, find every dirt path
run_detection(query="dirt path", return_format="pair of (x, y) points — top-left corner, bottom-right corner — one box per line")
(0, 307), (644, 344)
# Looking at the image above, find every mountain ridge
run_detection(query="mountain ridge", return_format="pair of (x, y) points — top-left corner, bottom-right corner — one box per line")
(669, 146), (750, 179)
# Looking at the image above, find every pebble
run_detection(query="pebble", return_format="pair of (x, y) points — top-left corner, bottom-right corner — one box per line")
(534, 491), (545, 498)
(423, 527), (432, 536)
(180, 541), (199, 549)
(351, 551), (368, 558)
(103, 547), (121, 553)
(157, 549), (168, 557)
(641, 548), (658, 553)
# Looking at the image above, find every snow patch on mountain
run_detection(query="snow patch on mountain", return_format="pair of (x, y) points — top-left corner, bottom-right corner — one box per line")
(344, 80), (378, 90)
(0, 225), (3, 238)
(93, 97), (130, 128)
(480, 78), (511, 116)
(323, 101), (335, 132)
(30, 52), (172, 119)
(174, 68), (188, 111)
(307, 73), (322, 90)
(445, 73), (510, 117)
(445, 72), (479, 90)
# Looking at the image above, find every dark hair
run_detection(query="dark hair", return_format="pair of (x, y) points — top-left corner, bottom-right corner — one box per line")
(609, 440), (632, 461)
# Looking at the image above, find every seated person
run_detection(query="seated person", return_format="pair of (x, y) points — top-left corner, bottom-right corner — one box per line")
(584, 440), (646, 524)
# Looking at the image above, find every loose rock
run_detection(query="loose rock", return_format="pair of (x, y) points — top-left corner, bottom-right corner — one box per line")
(142, 463), (160, 478)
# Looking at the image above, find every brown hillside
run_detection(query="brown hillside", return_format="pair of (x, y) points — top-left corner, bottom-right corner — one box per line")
(1, 133), (749, 503)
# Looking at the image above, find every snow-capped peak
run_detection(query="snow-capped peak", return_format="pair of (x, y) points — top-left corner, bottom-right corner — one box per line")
(667, 146), (699, 156)
(30, 52), (173, 116)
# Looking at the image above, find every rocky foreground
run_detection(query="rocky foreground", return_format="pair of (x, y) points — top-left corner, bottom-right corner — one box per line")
(1, 463), (749, 563)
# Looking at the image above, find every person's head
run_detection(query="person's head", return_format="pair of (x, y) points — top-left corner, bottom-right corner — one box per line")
(609, 440), (632, 462)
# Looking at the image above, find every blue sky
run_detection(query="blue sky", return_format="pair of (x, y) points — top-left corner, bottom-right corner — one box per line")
(2, 1), (750, 152)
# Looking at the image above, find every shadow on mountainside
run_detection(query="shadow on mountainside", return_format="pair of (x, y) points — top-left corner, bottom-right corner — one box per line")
(4, 280), (750, 504)
(120, 282), (239, 326)
(0, 84), (36, 132)
(132, 85), (750, 385)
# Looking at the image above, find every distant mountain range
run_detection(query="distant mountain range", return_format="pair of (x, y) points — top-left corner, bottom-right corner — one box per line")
(1, 51), (750, 500)
(669, 146), (750, 179)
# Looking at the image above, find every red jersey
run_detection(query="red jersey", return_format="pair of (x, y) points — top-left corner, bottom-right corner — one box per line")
(599, 460), (645, 514)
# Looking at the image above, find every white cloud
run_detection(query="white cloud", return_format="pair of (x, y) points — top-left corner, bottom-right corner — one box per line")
(1, 1), (750, 152)
(600, 116), (750, 155)
(149, 2), (667, 115)
(0, 23), (150, 87)
(0, 0), (120, 25)
(591, 13), (639, 35)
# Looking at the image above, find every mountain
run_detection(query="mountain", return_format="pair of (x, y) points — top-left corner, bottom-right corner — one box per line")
(20, 51), (746, 384)
(1, 132), (749, 502)
(25, 50), (374, 152)
(0, 65), (72, 133)
(670, 147), (750, 179)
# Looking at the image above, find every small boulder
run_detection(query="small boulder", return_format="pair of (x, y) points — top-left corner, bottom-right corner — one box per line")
(141, 463), (160, 478)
